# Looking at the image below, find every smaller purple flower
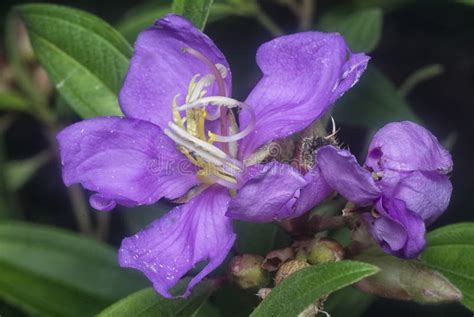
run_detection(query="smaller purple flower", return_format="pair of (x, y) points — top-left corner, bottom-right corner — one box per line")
(317, 121), (453, 258)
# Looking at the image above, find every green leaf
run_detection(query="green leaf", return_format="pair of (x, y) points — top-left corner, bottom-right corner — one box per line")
(15, 4), (132, 118)
(98, 279), (217, 317)
(117, 5), (172, 43)
(250, 261), (379, 317)
(421, 223), (474, 311)
(324, 287), (375, 317)
(0, 222), (147, 316)
(320, 7), (383, 52)
(172, 0), (214, 30)
(333, 65), (420, 128)
(0, 91), (30, 112)
(4, 151), (51, 192)
(234, 221), (290, 255)
(117, 1), (254, 43)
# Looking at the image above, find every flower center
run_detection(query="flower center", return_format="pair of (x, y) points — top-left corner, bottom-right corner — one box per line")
(163, 48), (256, 189)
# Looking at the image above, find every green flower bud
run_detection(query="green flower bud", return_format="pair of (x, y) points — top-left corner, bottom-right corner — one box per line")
(307, 238), (344, 265)
(353, 249), (462, 304)
(274, 259), (310, 285)
(229, 254), (270, 290)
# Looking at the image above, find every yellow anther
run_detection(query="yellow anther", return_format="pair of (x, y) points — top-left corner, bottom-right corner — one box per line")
(172, 94), (184, 127)
(207, 131), (217, 144)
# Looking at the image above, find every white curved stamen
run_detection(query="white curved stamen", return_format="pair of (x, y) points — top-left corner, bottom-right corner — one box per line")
(204, 173), (239, 189)
(183, 47), (226, 97)
(177, 96), (256, 143)
(166, 122), (244, 171)
(189, 74), (215, 102)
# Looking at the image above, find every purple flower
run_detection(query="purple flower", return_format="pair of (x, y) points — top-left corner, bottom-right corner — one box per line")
(317, 121), (453, 258)
(57, 14), (368, 297)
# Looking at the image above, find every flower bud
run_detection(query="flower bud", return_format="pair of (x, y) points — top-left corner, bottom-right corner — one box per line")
(353, 250), (462, 304)
(274, 259), (310, 285)
(307, 238), (344, 265)
(262, 247), (294, 272)
(229, 254), (270, 290)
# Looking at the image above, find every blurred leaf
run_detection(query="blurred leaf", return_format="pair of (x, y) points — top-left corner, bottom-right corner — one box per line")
(15, 4), (132, 118)
(117, 1), (254, 43)
(117, 5), (172, 42)
(5, 14), (45, 108)
(4, 151), (51, 192)
(211, 284), (258, 317)
(353, 0), (413, 12)
(98, 279), (217, 317)
(324, 287), (375, 317)
(121, 203), (171, 234)
(0, 91), (29, 112)
(320, 7), (383, 52)
(421, 223), (474, 311)
(234, 221), (290, 255)
(250, 261), (379, 317)
(195, 301), (221, 317)
(333, 65), (420, 128)
(172, 0), (214, 30)
(0, 222), (147, 316)
(399, 63), (444, 97)
(455, 0), (474, 5)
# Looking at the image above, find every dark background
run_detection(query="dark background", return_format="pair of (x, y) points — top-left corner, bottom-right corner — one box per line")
(1, 0), (473, 316)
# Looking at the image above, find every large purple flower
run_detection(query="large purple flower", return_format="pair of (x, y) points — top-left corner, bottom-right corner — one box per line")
(317, 121), (453, 258)
(57, 14), (368, 297)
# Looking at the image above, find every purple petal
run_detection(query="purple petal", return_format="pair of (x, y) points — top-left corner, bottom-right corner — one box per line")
(226, 161), (307, 222)
(238, 32), (369, 159)
(119, 186), (235, 298)
(366, 198), (426, 259)
(365, 121), (453, 174)
(57, 117), (198, 210)
(119, 14), (232, 130)
(392, 171), (452, 225)
(317, 146), (380, 206)
(292, 166), (333, 217)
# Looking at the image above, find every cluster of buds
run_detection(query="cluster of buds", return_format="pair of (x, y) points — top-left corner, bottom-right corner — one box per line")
(228, 237), (344, 316)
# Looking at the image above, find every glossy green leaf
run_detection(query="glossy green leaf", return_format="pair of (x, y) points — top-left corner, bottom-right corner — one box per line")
(320, 7), (383, 52)
(0, 91), (29, 112)
(15, 4), (132, 118)
(0, 222), (146, 316)
(4, 151), (51, 192)
(333, 65), (420, 128)
(172, 0), (214, 30)
(250, 261), (378, 317)
(421, 223), (474, 311)
(98, 279), (217, 317)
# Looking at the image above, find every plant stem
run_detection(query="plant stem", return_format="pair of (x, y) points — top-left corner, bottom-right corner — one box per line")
(254, 7), (285, 37)
(96, 212), (111, 242)
(300, 0), (314, 30)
